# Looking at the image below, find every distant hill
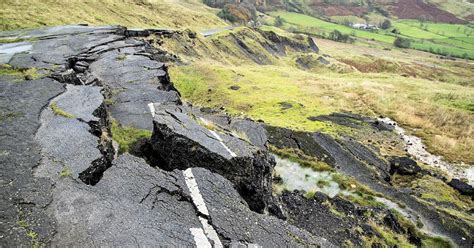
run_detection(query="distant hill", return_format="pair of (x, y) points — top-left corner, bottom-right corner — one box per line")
(224, 0), (473, 24)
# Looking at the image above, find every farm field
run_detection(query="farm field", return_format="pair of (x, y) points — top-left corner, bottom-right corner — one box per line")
(269, 11), (474, 59)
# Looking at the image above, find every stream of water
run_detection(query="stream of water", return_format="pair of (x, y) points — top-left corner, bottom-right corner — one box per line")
(378, 117), (473, 186)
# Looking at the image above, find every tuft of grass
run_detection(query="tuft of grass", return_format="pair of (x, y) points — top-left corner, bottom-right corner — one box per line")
(116, 54), (127, 61)
(270, 146), (334, 172)
(59, 167), (72, 178)
(17, 220), (29, 228)
(303, 191), (316, 199)
(50, 102), (75, 119)
(422, 236), (454, 248)
(0, 65), (42, 80)
(110, 120), (152, 154)
(0, 37), (38, 44)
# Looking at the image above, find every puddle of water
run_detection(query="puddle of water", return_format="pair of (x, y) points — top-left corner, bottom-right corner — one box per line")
(379, 117), (473, 186)
(0, 42), (32, 64)
(274, 155), (341, 197)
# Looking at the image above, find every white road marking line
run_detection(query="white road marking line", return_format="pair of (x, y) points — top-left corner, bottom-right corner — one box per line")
(199, 217), (223, 248)
(199, 117), (237, 158)
(183, 168), (209, 216)
(147, 102), (155, 118)
(189, 228), (212, 248)
(184, 168), (223, 248)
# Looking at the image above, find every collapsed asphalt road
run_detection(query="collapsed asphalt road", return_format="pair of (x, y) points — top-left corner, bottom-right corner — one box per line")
(1, 25), (472, 247)
(0, 25), (334, 247)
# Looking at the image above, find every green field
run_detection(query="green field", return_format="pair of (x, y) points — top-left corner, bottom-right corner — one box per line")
(269, 11), (396, 43)
(269, 11), (474, 59)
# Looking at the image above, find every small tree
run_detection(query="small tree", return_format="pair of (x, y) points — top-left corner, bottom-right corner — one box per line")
(394, 37), (411, 48)
(381, 19), (391, 29)
(274, 16), (285, 27)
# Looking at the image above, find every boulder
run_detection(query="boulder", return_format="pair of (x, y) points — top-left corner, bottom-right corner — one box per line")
(448, 179), (474, 196)
(389, 156), (421, 175)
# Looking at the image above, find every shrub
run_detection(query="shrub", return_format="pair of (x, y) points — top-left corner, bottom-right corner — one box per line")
(274, 16), (285, 27)
(328, 30), (354, 43)
(394, 37), (411, 48)
(381, 19), (391, 29)
(217, 4), (252, 24)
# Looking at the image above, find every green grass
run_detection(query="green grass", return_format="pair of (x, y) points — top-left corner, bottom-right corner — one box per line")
(0, 0), (226, 31)
(270, 11), (395, 44)
(59, 167), (72, 178)
(0, 65), (43, 80)
(50, 102), (75, 119)
(268, 11), (474, 59)
(412, 176), (473, 214)
(110, 120), (152, 154)
(422, 236), (455, 248)
(170, 52), (474, 163)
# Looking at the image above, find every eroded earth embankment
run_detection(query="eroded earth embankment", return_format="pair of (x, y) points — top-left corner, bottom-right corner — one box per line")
(0, 25), (472, 247)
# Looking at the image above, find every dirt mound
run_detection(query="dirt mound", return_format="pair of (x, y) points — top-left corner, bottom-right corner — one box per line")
(394, 0), (467, 24)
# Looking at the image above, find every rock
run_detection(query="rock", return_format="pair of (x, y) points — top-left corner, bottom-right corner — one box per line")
(307, 112), (368, 128)
(448, 179), (474, 196)
(389, 156), (421, 175)
(372, 120), (394, 131)
(279, 101), (293, 110)
(150, 103), (274, 213)
(318, 56), (330, 65)
(229, 85), (240, 90)
(383, 212), (404, 233)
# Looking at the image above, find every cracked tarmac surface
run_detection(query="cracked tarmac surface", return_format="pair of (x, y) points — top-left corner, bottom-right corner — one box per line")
(0, 25), (332, 247)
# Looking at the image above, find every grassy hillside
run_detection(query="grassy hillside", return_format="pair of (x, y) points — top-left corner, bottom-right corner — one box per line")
(0, 0), (227, 31)
(268, 11), (474, 59)
(157, 27), (474, 164)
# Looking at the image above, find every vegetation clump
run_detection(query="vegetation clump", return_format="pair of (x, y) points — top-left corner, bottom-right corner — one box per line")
(328, 30), (354, 43)
(270, 146), (334, 172)
(274, 16), (285, 27)
(380, 19), (391, 30)
(59, 167), (72, 178)
(0, 65), (42, 80)
(394, 37), (411, 48)
(50, 102), (75, 119)
(110, 120), (152, 154)
(217, 3), (254, 24)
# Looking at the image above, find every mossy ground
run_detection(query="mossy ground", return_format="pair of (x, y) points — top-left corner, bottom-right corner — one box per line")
(50, 102), (74, 119)
(0, 65), (43, 81)
(110, 120), (152, 154)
